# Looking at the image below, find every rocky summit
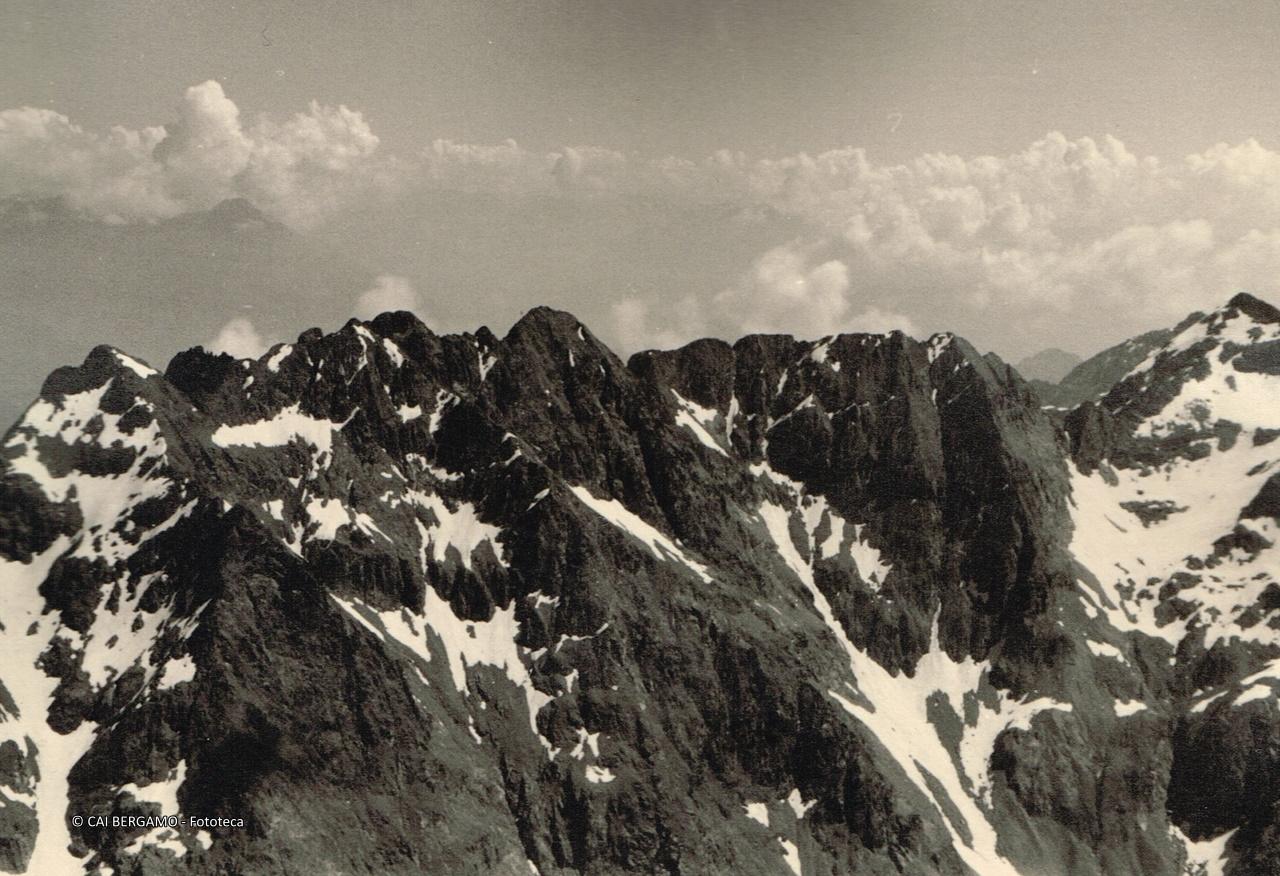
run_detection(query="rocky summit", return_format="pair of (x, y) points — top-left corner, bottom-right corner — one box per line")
(0, 293), (1278, 875)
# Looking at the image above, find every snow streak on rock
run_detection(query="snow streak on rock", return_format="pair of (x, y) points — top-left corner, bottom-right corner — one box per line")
(570, 485), (712, 583)
(760, 493), (1070, 876)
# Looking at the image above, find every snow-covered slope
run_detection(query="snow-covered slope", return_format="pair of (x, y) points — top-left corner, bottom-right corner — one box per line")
(1069, 295), (1280, 646)
(1065, 293), (1280, 873)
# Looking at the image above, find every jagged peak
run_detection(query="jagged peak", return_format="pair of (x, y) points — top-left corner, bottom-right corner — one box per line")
(627, 338), (736, 411)
(366, 309), (435, 340)
(164, 347), (240, 401)
(1107, 292), (1280, 382)
(36, 345), (159, 403)
(500, 306), (627, 379)
(504, 305), (591, 345)
(8, 275), (1280, 875)
(1226, 291), (1280, 324)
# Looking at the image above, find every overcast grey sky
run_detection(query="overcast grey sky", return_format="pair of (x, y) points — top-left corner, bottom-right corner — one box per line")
(11, 1), (1280, 162)
(5, 0), (1280, 422)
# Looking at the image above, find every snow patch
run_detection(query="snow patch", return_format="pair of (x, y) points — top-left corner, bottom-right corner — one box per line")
(1086, 640), (1127, 663)
(584, 765), (615, 784)
(1233, 684), (1274, 707)
(158, 655), (197, 689)
(114, 350), (157, 378)
(1191, 690), (1228, 714)
(1069, 435), (1280, 648)
(305, 497), (354, 541)
(786, 789), (816, 819)
(119, 761), (190, 858)
(570, 485), (712, 583)
(0, 538), (98, 873)
(809, 339), (831, 366)
(405, 491), (507, 570)
(331, 592), (554, 751)
(265, 344), (293, 372)
(382, 338), (405, 368)
(671, 390), (729, 457)
(928, 333), (953, 363)
(778, 837), (801, 875)
(1170, 823), (1235, 876)
(1113, 699), (1146, 717)
(760, 497), (1069, 875)
(211, 403), (348, 457)
(428, 390), (459, 434)
(568, 727), (600, 760)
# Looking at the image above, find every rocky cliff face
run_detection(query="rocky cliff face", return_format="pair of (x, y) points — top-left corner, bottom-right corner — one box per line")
(0, 293), (1277, 875)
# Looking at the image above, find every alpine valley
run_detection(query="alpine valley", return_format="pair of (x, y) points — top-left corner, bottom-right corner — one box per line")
(1, 291), (1278, 876)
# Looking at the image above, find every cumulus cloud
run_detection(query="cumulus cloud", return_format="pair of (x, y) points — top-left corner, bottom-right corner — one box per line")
(608, 243), (916, 350)
(353, 275), (422, 320)
(0, 107), (175, 223)
(205, 317), (268, 359)
(152, 80), (253, 206)
(551, 145), (629, 191)
(415, 130), (1280, 348)
(701, 134), (1280, 327)
(0, 80), (386, 227)
(423, 138), (535, 192)
(0, 81), (636, 226)
(842, 306), (921, 336)
(423, 138), (630, 193)
(714, 244), (856, 337)
(610, 296), (708, 352)
(601, 132), (1280, 350)
(9, 82), (1280, 353)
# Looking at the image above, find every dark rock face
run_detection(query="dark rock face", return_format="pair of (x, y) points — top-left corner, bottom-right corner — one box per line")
(0, 295), (1277, 875)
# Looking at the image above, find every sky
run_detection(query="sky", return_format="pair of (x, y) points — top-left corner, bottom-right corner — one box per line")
(5, 0), (1280, 421)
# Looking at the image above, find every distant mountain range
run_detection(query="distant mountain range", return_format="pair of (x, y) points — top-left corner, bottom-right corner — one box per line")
(1, 290), (1278, 874)
(1014, 348), (1082, 383)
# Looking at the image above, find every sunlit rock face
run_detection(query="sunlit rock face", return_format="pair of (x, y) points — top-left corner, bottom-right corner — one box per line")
(1, 294), (1277, 875)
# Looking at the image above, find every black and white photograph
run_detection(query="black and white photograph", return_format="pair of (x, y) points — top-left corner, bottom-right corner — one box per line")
(2, 2), (1279, 873)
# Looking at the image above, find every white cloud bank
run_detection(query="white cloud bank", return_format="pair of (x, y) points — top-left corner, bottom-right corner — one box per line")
(714, 243), (918, 339)
(717, 133), (1280, 328)
(205, 317), (268, 359)
(610, 242), (918, 351)
(6, 82), (1280, 351)
(0, 80), (384, 228)
(352, 275), (422, 320)
(466, 132), (1280, 350)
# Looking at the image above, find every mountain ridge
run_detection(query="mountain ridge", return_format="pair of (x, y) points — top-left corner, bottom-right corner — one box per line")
(0, 294), (1277, 875)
